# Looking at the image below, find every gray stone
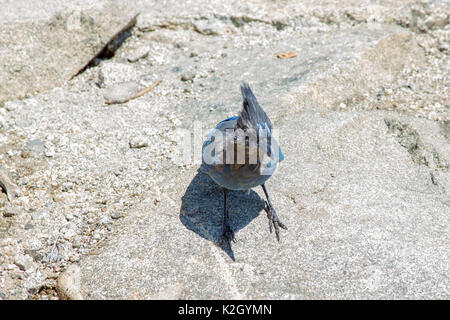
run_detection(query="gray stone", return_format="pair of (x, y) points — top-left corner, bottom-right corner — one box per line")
(193, 19), (225, 36)
(25, 139), (45, 155)
(96, 214), (113, 226)
(102, 82), (140, 104)
(9, 288), (29, 299)
(98, 62), (139, 88)
(57, 265), (84, 300)
(62, 225), (78, 241)
(14, 254), (34, 272)
(31, 210), (48, 221)
(142, 282), (184, 300)
(24, 271), (46, 294)
(24, 223), (34, 230)
(25, 238), (44, 252)
(80, 109), (450, 299)
(127, 46), (150, 63)
(129, 135), (149, 149)
(4, 100), (23, 112)
(0, 168), (20, 201)
(110, 211), (124, 220)
(180, 73), (196, 82)
(3, 204), (18, 217)
(1, 0), (448, 300)
(44, 145), (56, 158)
(0, 0), (138, 104)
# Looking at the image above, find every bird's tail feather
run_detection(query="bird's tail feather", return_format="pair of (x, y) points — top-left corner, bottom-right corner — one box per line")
(236, 83), (272, 131)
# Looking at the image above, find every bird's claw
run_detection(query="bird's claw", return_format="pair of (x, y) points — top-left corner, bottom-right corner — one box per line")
(220, 222), (235, 245)
(264, 201), (287, 241)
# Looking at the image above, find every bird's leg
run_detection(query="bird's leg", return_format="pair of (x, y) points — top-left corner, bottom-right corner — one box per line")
(261, 184), (287, 241)
(221, 188), (235, 244)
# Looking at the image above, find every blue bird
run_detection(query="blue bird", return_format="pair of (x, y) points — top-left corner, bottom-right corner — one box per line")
(200, 83), (287, 243)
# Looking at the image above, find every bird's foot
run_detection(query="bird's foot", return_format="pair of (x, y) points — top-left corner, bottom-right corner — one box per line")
(220, 221), (235, 245)
(264, 201), (287, 241)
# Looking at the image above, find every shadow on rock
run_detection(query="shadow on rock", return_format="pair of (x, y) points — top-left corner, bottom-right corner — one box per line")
(180, 172), (264, 260)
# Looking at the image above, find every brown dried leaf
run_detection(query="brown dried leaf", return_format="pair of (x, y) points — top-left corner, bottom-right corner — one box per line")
(277, 52), (297, 59)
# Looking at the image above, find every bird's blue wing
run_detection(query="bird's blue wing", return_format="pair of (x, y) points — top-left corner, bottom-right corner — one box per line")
(216, 116), (239, 131)
(201, 116), (240, 173)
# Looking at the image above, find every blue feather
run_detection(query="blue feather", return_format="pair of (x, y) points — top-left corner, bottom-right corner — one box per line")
(200, 84), (284, 190)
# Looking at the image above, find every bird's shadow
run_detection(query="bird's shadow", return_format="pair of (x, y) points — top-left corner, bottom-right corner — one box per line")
(179, 171), (265, 261)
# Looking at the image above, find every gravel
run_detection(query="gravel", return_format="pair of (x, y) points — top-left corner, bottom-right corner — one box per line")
(0, 0), (448, 299)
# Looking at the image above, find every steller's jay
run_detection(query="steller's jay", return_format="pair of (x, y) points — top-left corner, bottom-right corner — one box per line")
(200, 83), (287, 243)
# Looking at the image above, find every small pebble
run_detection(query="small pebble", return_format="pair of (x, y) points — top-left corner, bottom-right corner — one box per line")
(97, 214), (112, 226)
(32, 210), (48, 221)
(25, 271), (46, 294)
(127, 46), (150, 63)
(181, 72), (195, 82)
(110, 211), (124, 219)
(98, 62), (136, 87)
(102, 81), (139, 104)
(129, 135), (149, 149)
(3, 205), (18, 217)
(56, 265), (83, 300)
(24, 223), (34, 230)
(25, 139), (45, 155)
(14, 254), (34, 272)
(4, 100), (22, 112)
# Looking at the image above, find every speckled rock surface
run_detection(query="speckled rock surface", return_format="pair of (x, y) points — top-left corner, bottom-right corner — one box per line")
(0, 0), (448, 299)
(0, 0), (137, 104)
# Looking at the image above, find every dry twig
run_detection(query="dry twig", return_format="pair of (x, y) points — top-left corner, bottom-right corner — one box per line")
(105, 80), (162, 105)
